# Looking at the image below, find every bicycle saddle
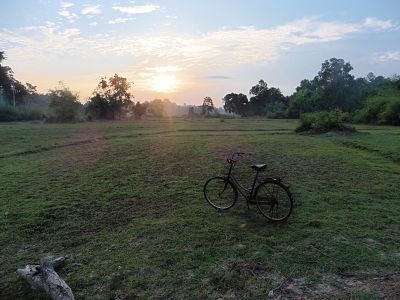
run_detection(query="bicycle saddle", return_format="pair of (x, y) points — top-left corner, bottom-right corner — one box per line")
(251, 164), (267, 172)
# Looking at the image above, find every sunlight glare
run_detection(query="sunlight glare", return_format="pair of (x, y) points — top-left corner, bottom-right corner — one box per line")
(151, 74), (178, 92)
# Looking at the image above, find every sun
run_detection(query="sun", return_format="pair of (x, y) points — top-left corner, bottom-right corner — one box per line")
(151, 74), (178, 93)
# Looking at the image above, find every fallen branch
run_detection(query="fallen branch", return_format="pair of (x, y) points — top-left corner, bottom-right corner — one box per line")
(17, 256), (75, 300)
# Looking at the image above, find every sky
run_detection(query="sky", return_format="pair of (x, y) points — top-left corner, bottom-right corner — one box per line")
(1, 0), (399, 105)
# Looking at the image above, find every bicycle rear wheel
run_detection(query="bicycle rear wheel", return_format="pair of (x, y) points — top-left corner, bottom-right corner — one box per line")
(255, 180), (293, 221)
(203, 176), (238, 210)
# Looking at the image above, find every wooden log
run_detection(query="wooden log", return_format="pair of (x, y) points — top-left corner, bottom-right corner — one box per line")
(17, 256), (75, 300)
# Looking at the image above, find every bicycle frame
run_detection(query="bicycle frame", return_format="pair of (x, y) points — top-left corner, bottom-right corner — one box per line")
(225, 156), (260, 201)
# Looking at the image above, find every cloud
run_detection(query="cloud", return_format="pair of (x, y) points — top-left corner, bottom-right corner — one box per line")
(1, 16), (396, 69)
(147, 66), (182, 73)
(61, 2), (74, 8)
(0, 23), (84, 59)
(88, 22), (98, 27)
(81, 5), (102, 15)
(62, 28), (81, 38)
(377, 51), (400, 62)
(112, 5), (160, 14)
(58, 3), (78, 23)
(203, 76), (233, 80)
(108, 18), (134, 24)
(363, 17), (393, 30)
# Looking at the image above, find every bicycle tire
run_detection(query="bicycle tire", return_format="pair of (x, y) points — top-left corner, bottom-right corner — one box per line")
(203, 176), (238, 210)
(255, 180), (293, 221)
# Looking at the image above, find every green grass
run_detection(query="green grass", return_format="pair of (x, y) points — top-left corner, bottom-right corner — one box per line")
(0, 118), (399, 299)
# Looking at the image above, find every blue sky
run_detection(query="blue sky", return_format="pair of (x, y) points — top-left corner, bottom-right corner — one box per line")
(1, 0), (399, 104)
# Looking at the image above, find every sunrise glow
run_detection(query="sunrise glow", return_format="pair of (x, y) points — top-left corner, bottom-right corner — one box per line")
(151, 74), (178, 93)
(0, 1), (399, 104)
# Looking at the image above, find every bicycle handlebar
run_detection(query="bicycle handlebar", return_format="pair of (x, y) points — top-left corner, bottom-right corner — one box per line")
(231, 152), (249, 159)
(227, 152), (251, 164)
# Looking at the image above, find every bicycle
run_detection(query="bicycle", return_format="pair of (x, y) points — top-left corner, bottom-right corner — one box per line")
(203, 152), (293, 222)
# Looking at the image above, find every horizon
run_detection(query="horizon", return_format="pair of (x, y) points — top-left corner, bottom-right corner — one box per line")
(1, 0), (400, 105)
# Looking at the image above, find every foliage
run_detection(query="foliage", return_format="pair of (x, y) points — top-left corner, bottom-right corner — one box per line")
(132, 101), (148, 119)
(286, 86), (318, 117)
(0, 50), (36, 106)
(148, 99), (164, 117)
(353, 80), (400, 125)
(288, 58), (361, 117)
(222, 93), (249, 116)
(296, 109), (354, 133)
(85, 94), (109, 119)
(354, 97), (400, 125)
(222, 81), (287, 117)
(285, 59), (400, 121)
(248, 80), (288, 116)
(48, 84), (81, 122)
(201, 97), (214, 116)
(86, 74), (133, 119)
(0, 106), (44, 122)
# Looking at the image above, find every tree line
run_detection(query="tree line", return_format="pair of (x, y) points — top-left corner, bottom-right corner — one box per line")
(0, 51), (38, 106)
(222, 58), (400, 124)
(1, 50), (219, 121)
(1, 50), (399, 125)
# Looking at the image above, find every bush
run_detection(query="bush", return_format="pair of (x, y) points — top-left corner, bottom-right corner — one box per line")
(354, 97), (400, 125)
(296, 110), (355, 133)
(380, 99), (400, 125)
(0, 106), (44, 122)
(49, 86), (81, 122)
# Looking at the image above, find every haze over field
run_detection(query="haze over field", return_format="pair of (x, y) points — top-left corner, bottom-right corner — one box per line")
(1, 0), (400, 104)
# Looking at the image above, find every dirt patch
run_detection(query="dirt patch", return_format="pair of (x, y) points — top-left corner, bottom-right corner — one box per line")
(49, 128), (107, 173)
(207, 259), (284, 298)
(210, 258), (400, 299)
(209, 135), (254, 161)
(0, 127), (107, 159)
(275, 272), (400, 299)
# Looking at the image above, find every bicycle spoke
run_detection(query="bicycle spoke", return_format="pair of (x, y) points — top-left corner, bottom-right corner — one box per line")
(256, 181), (292, 221)
(204, 177), (237, 210)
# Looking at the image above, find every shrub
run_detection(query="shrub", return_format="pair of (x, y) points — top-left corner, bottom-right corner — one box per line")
(354, 96), (400, 125)
(380, 98), (400, 125)
(0, 106), (44, 122)
(296, 109), (355, 133)
(48, 86), (81, 122)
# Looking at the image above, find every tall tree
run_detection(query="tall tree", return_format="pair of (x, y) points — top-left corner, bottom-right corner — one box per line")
(148, 99), (164, 117)
(201, 97), (214, 116)
(288, 58), (373, 117)
(86, 74), (133, 119)
(314, 58), (358, 111)
(248, 80), (287, 116)
(0, 50), (28, 106)
(222, 93), (248, 116)
(48, 83), (81, 121)
(132, 101), (148, 119)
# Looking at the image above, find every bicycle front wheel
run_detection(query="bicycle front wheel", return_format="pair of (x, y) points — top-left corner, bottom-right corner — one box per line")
(203, 177), (238, 210)
(255, 180), (293, 221)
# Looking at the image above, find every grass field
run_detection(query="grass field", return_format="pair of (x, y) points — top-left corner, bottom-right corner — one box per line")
(0, 118), (399, 299)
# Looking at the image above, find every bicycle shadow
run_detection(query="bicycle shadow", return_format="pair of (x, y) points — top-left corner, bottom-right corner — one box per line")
(212, 200), (292, 228)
